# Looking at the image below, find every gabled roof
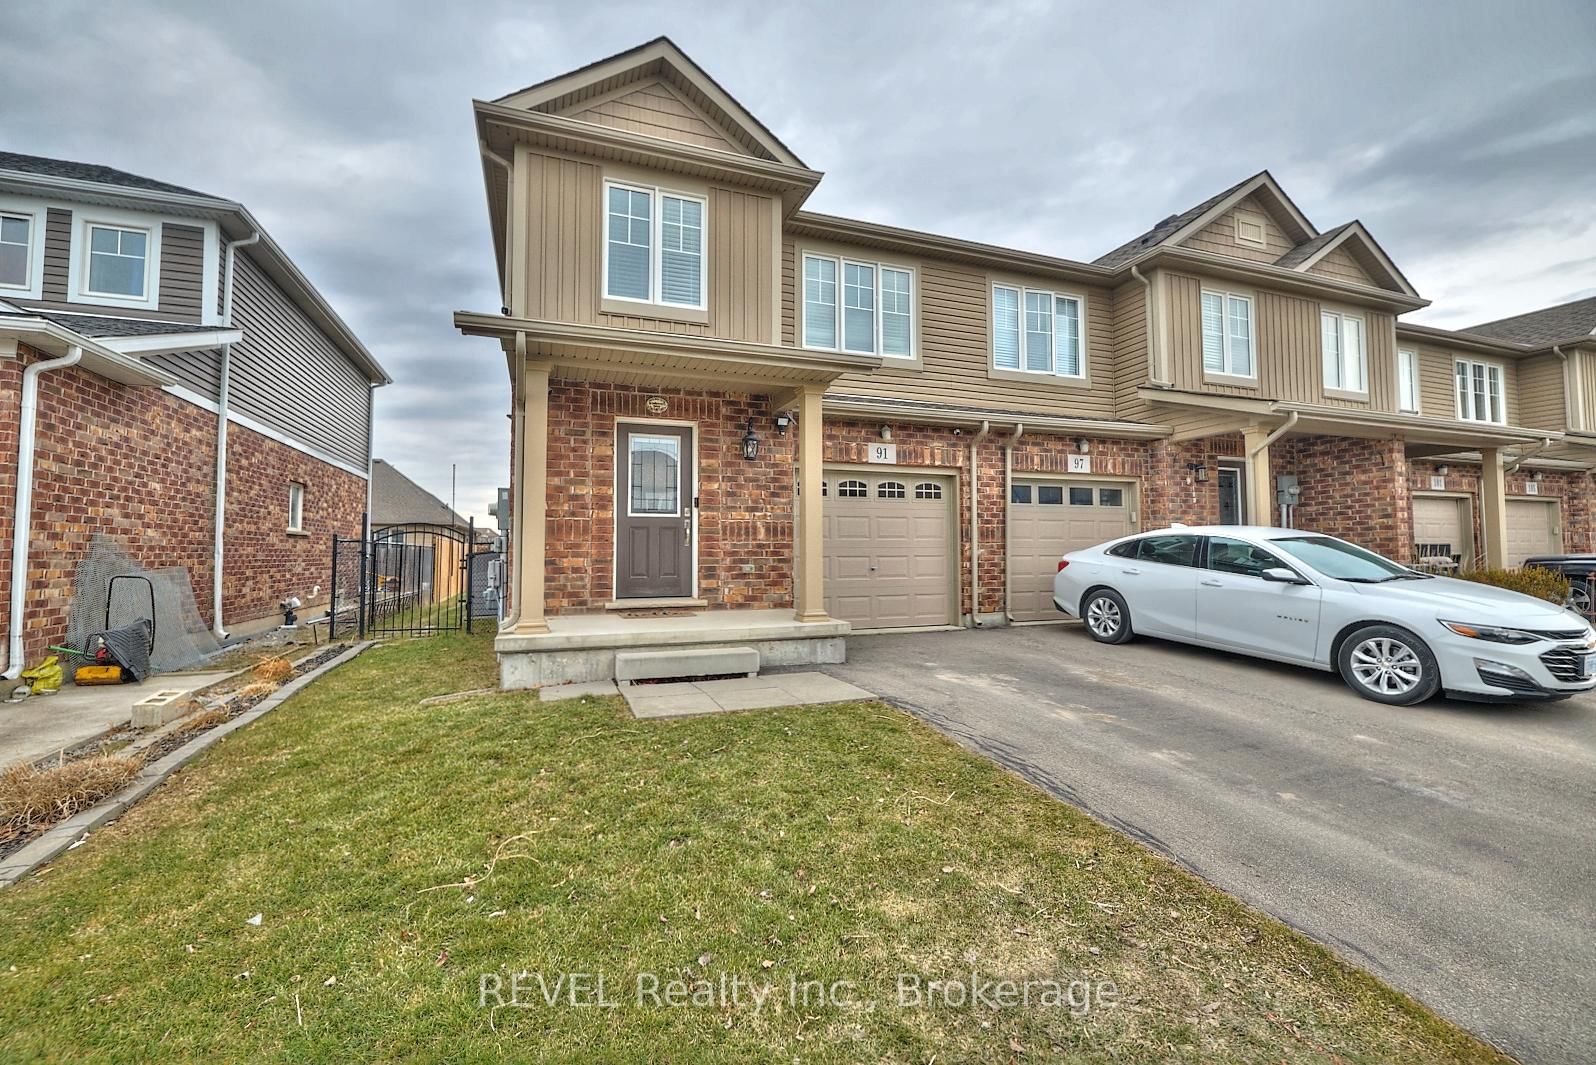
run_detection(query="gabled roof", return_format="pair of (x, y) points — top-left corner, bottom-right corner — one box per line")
(492, 37), (804, 167)
(0, 151), (211, 198)
(1094, 171), (1318, 268)
(370, 459), (467, 530)
(1273, 219), (1420, 298)
(1466, 295), (1596, 347)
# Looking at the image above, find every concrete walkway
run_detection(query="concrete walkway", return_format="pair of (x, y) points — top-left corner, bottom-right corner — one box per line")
(620, 671), (872, 718)
(0, 671), (231, 766)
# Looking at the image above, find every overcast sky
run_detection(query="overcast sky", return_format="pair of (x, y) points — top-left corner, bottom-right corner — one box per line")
(4, 0), (1593, 521)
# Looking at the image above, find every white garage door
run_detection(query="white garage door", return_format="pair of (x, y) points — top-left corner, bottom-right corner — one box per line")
(1505, 499), (1560, 568)
(1412, 495), (1466, 567)
(1008, 480), (1135, 622)
(823, 473), (954, 629)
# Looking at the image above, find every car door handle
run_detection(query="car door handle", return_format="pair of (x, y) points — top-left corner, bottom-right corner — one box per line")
(1120, 568), (1140, 575)
(1200, 578), (1223, 587)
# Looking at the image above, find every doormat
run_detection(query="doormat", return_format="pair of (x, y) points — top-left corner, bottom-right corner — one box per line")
(620, 609), (695, 618)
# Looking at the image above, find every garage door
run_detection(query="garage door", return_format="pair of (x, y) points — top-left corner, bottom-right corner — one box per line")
(823, 473), (953, 629)
(1506, 499), (1560, 568)
(1008, 480), (1134, 622)
(1412, 495), (1466, 566)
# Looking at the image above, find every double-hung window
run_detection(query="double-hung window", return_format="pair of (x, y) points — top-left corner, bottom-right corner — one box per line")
(1397, 349), (1421, 414)
(1455, 358), (1505, 424)
(801, 252), (914, 358)
(86, 223), (150, 299)
(604, 181), (705, 309)
(991, 284), (1084, 377)
(1321, 310), (1366, 393)
(0, 212), (33, 290)
(1200, 290), (1253, 378)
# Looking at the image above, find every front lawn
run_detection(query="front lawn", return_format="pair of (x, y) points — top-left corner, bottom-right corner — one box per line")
(0, 631), (1508, 1063)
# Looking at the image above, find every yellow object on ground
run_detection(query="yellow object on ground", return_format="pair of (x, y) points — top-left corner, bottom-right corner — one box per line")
(20, 656), (63, 695)
(74, 665), (123, 686)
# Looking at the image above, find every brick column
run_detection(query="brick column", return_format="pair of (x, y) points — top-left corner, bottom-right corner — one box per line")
(515, 364), (551, 634)
(794, 385), (829, 623)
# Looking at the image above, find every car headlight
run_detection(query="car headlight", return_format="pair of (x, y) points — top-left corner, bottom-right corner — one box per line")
(1439, 619), (1540, 644)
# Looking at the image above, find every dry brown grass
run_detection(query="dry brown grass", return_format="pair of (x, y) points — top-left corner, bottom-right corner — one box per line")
(235, 680), (276, 701)
(0, 754), (144, 844)
(251, 656), (293, 683)
(174, 707), (233, 735)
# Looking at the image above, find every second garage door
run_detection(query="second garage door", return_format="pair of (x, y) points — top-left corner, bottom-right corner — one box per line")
(1505, 498), (1560, 568)
(1412, 495), (1468, 568)
(1008, 480), (1135, 621)
(823, 473), (954, 629)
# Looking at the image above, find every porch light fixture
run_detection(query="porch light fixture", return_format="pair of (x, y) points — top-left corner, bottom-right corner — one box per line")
(880, 425), (893, 442)
(1075, 438), (1091, 454)
(1436, 464), (1450, 476)
(774, 411), (792, 436)
(1531, 469), (1543, 481)
(1187, 462), (1210, 483)
(741, 418), (761, 461)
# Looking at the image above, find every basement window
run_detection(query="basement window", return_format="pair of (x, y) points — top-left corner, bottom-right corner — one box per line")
(287, 482), (306, 532)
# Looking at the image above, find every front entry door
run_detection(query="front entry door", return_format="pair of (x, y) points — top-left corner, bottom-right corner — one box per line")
(1217, 466), (1244, 525)
(615, 423), (694, 598)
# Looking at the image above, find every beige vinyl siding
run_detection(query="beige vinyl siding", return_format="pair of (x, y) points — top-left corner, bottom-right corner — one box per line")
(1414, 346), (1522, 425)
(1306, 244), (1376, 288)
(1516, 353), (1566, 430)
(1580, 349), (1596, 429)
(568, 78), (746, 155)
(517, 150), (776, 342)
(814, 241), (1116, 416)
(1180, 194), (1296, 264)
(1163, 272), (1397, 409)
(1112, 280), (1150, 421)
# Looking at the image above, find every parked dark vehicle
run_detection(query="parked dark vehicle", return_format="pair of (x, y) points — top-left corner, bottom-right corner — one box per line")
(1525, 555), (1596, 615)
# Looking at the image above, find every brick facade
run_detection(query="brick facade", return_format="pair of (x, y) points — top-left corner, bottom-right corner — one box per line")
(1410, 459), (1595, 564)
(1, 344), (366, 668)
(1273, 435), (1412, 559)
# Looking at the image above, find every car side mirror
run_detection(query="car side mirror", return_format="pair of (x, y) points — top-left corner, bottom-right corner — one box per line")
(1261, 567), (1307, 585)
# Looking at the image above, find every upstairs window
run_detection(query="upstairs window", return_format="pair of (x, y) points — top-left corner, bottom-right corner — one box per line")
(0, 213), (32, 289)
(1321, 310), (1366, 393)
(1455, 358), (1505, 424)
(1397, 349), (1421, 414)
(604, 182), (705, 309)
(802, 253), (914, 358)
(992, 284), (1083, 377)
(1201, 290), (1253, 377)
(86, 223), (149, 298)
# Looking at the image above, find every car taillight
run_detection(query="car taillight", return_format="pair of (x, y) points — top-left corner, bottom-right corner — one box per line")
(1057, 560), (1070, 572)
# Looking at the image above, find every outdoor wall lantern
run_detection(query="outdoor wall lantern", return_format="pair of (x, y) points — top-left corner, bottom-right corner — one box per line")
(880, 425), (893, 442)
(1187, 462), (1210, 483)
(774, 411), (792, 436)
(1436, 464), (1450, 476)
(741, 419), (761, 461)
(1075, 438), (1091, 454)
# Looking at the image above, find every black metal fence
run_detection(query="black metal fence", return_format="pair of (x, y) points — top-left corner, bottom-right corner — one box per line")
(329, 515), (494, 638)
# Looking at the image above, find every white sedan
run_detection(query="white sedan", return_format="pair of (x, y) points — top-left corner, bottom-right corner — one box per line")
(1052, 525), (1596, 704)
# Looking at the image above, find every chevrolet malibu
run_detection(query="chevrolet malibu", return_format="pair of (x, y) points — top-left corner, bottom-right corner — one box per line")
(1052, 526), (1596, 704)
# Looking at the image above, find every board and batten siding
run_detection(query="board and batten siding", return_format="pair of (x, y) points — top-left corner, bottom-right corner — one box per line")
(804, 240), (1117, 417)
(516, 150), (777, 343)
(1162, 272), (1397, 410)
(1579, 349), (1596, 429)
(23, 208), (203, 323)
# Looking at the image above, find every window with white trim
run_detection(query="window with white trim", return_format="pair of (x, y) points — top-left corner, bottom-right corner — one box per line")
(86, 223), (150, 298)
(287, 482), (306, 532)
(991, 284), (1084, 377)
(1200, 290), (1253, 377)
(603, 182), (705, 309)
(1455, 358), (1505, 424)
(0, 213), (32, 289)
(1321, 310), (1367, 393)
(1397, 349), (1420, 414)
(802, 253), (913, 357)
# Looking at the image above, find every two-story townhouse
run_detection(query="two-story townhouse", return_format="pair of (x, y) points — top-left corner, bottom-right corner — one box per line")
(456, 39), (1594, 687)
(0, 153), (390, 677)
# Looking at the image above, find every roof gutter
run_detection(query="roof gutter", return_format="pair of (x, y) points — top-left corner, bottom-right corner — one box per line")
(6, 345), (83, 679)
(210, 228), (262, 641)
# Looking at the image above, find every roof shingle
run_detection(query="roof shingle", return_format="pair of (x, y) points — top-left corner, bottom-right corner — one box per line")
(0, 151), (212, 198)
(370, 459), (467, 530)
(1465, 296), (1596, 347)
(1092, 172), (1262, 268)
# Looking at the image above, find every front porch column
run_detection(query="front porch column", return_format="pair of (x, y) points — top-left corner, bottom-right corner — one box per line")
(1242, 424), (1275, 527)
(1480, 446), (1508, 569)
(515, 364), (551, 634)
(795, 384), (830, 623)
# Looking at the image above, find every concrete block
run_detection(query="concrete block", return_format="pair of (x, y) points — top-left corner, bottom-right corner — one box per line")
(615, 646), (759, 682)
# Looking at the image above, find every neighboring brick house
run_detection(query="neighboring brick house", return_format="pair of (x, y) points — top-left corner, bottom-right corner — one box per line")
(0, 153), (389, 677)
(454, 38), (1596, 686)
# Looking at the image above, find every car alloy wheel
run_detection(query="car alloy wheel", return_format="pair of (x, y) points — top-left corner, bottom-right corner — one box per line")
(1348, 636), (1424, 697)
(1569, 581), (1592, 616)
(1086, 597), (1122, 639)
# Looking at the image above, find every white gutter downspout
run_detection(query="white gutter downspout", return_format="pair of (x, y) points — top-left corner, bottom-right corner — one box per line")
(1130, 265), (1169, 388)
(969, 421), (991, 627)
(1002, 423), (1025, 622)
(1506, 437), (1555, 473)
(1552, 345), (1578, 432)
(210, 230), (261, 640)
(1249, 411), (1299, 528)
(499, 331), (528, 633)
(5, 345), (84, 679)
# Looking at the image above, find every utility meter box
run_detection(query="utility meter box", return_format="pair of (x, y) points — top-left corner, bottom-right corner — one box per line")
(1276, 474), (1302, 506)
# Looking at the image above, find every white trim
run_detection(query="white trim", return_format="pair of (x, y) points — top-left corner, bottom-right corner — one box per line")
(0, 198), (47, 299)
(70, 208), (163, 309)
(1200, 287), (1256, 380)
(101, 328), (242, 355)
(801, 251), (918, 360)
(989, 283), (1087, 378)
(200, 223), (222, 325)
(601, 179), (708, 311)
(1396, 347), (1421, 414)
(163, 383), (371, 478)
(1233, 211), (1267, 248)
(1286, 221), (1420, 299)
(613, 417), (700, 599)
(286, 481), (306, 532)
(1164, 173), (1319, 250)
(1453, 356), (1508, 426)
(1320, 309), (1368, 396)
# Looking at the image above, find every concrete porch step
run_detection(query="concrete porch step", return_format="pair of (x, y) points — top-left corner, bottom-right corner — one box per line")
(614, 645), (759, 683)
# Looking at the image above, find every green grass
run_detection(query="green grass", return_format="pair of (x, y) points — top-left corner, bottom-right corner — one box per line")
(0, 630), (1510, 1063)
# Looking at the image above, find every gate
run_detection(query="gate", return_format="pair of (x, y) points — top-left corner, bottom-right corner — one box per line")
(329, 516), (493, 638)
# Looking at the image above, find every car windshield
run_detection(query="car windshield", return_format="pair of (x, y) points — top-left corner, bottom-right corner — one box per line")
(1270, 536), (1420, 582)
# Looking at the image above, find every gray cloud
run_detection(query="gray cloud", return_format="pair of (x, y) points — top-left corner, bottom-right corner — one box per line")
(3, 0), (1592, 519)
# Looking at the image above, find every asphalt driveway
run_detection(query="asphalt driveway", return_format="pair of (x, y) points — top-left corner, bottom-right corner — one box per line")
(824, 624), (1596, 1065)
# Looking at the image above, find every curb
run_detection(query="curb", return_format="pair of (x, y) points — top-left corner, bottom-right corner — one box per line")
(0, 641), (374, 890)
